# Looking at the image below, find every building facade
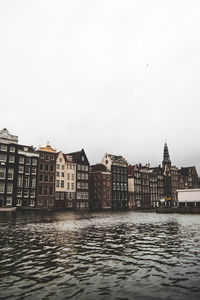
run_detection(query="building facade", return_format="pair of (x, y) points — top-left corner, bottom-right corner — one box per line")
(37, 143), (56, 209)
(68, 149), (90, 209)
(90, 164), (112, 210)
(102, 154), (128, 209)
(0, 129), (18, 208)
(55, 152), (76, 209)
(16, 145), (39, 208)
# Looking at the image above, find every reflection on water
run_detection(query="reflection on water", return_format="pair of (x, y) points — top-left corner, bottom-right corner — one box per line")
(0, 211), (200, 300)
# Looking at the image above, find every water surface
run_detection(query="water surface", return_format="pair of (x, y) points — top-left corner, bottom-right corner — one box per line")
(0, 211), (200, 299)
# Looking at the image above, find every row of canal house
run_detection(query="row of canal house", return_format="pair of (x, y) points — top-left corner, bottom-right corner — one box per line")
(0, 128), (199, 210)
(0, 128), (90, 210)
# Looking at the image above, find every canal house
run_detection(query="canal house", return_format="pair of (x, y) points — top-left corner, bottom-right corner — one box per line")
(90, 164), (112, 210)
(67, 149), (90, 209)
(55, 151), (76, 209)
(101, 153), (128, 209)
(37, 143), (56, 209)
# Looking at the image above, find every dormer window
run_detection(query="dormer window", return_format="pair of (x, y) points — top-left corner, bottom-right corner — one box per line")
(67, 155), (72, 162)
(81, 156), (84, 162)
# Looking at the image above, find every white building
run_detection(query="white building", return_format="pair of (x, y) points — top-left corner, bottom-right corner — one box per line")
(177, 189), (200, 207)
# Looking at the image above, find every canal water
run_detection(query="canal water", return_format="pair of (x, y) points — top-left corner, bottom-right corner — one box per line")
(0, 211), (200, 300)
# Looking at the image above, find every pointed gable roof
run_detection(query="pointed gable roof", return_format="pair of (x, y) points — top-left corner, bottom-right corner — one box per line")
(67, 148), (89, 165)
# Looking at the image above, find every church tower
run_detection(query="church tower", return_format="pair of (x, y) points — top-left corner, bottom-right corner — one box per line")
(162, 142), (171, 169)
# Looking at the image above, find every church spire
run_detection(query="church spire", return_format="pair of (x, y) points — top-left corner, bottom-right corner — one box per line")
(162, 142), (171, 169)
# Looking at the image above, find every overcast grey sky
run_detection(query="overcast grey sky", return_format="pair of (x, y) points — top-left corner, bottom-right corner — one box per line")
(0, 0), (200, 173)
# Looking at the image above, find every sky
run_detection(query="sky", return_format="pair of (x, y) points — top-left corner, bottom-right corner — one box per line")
(0, 0), (200, 173)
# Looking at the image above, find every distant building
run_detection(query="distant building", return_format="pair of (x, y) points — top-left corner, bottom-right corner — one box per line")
(101, 153), (128, 209)
(37, 143), (56, 209)
(68, 149), (89, 209)
(177, 189), (200, 207)
(90, 164), (112, 210)
(128, 164), (151, 209)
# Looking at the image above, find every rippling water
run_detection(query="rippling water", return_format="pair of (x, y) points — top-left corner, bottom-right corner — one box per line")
(0, 211), (200, 300)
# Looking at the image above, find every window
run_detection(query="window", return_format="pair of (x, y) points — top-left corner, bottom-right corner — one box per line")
(18, 166), (24, 173)
(39, 186), (43, 195)
(57, 171), (60, 177)
(67, 155), (72, 161)
(61, 180), (64, 188)
(45, 164), (49, 171)
(0, 154), (7, 162)
(81, 156), (85, 161)
(19, 156), (24, 164)
(40, 164), (44, 171)
(0, 182), (5, 193)
(55, 192), (59, 200)
(50, 165), (54, 172)
(32, 159), (37, 165)
(81, 165), (84, 171)
(30, 190), (35, 198)
(8, 168), (14, 180)
(31, 177), (36, 188)
(61, 172), (64, 177)
(24, 190), (29, 197)
(45, 154), (49, 161)
(49, 198), (53, 205)
(39, 175), (43, 182)
(24, 147), (28, 152)
(71, 183), (74, 190)
(49, 186), (53, 196)
(57, 164), (60, 170)
(62, 165), (64, 170)
(24, 176), (30, 188)
(44, 175), (48, 182)
(6, 197), (12, 206)
(0, 144), (7, 151)
(16, 199), (22, 206)
(37, 199), (43, 205)
(51, 155), (55, 160)
(56, 180), (59, 188)
(7, 183), (13, 194)
(10, 146), (15, 152)
(26, 158), (31, 165)
(85, 165), (88, 171)
(85, 173), (88, 180)
(17, 189), (22, 197)
(32, 167), (37, 175)
(67, 173), (70, 180)
(50, 175), (54, 183)
(44, 186), (48, 195)
(40, 153), (44, 159)
(0, 167), (6, 179)
(30, 200), (35, 206)
(67, 182), (70, 190)
(18, 175), (23, 187)
(59, 158), (62, 162)
(71, 174), (74, 181)
(25, 166), (30, 174)
(77, 165), (81, 171)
